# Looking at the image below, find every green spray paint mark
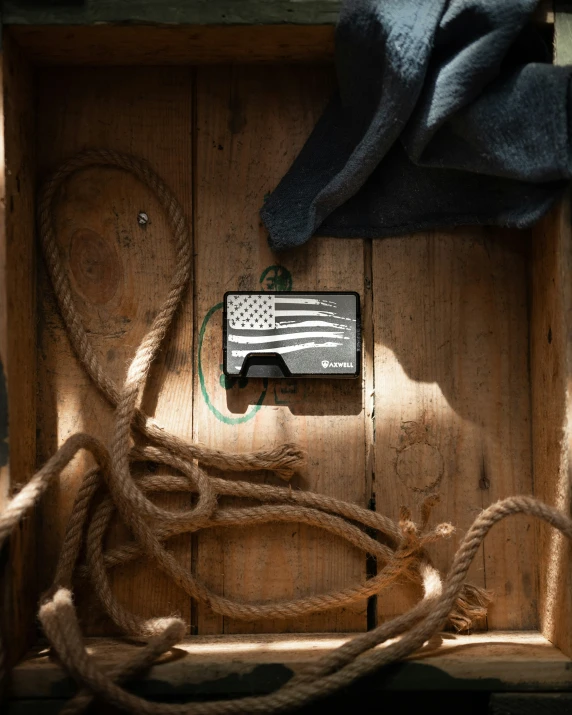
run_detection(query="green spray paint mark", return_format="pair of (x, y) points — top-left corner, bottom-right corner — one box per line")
(199, 265), (294, 422)
(198, 302), (267, 425)
(259, 265), (293, 292)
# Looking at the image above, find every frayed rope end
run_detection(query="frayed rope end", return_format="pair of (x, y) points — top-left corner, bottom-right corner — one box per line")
(265, 443), (306, 481)
(447, 583), (493, 632)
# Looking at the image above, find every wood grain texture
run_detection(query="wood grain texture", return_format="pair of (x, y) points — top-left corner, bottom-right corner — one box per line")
(8, 26), (335, 66)
(1, 0), (554, 25)
(363, 242), (376, 626)
(193, 65), (368, 635)
(531, 203), (572, 659)
(372, 231), (537, 629)
(11, 631), (572, 699)
(6, 0), (554, 67)
(0, 33), (38, 673)
(529, 7), (572, 658)
(35, 67), (194, 635)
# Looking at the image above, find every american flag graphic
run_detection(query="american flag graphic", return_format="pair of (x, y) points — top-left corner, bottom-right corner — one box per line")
(225, 293), (358, 375)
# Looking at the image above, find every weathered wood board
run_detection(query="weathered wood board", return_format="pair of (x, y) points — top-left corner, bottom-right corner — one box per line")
(2, 0), (554, 26)
(8, 26), (336, 66)
(35, 67), (194, 634)
(372, 231), (537, 629)
(529, 2), (572, 661)
(193, 65), (369, 634)
(11, 631), (572, 699)
(0, 33), (37, 672)
(531, 203), (572, 659)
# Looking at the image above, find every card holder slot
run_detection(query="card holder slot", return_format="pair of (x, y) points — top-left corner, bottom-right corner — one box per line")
(239, 353), (292, 379)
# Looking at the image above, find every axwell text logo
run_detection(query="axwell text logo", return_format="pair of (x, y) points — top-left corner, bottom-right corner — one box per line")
(322, 360), (354, 369)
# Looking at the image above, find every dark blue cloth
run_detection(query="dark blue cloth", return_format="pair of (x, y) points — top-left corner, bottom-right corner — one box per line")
(261, 0), (571, 250)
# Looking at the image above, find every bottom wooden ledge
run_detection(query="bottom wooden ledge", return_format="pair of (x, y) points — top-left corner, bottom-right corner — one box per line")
(9, 630), (572, 702)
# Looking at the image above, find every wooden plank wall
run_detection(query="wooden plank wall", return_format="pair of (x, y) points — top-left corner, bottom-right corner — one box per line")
(531, 202), (572, 659)
(1, 0), (554, 26)
(36, 67), (194, 633)
(35, 64), (537, 636)
(3, 1), (553, 67)
(373, 232), (536, 629)
(527, 3), (572, 659)
(8, 26), (337, 66)
(0, 34), (37, 672)
(192, 66), (367, 634)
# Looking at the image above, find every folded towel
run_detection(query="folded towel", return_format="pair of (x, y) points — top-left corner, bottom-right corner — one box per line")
(261, 0), (572, 251)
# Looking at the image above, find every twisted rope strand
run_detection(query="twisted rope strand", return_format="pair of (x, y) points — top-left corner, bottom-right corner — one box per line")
(59, 618), (187, 715)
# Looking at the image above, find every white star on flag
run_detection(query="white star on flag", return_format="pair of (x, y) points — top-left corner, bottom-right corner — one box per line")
(228, 294), (276, 330)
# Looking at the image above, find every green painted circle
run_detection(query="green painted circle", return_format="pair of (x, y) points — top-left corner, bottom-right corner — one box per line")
(259, 265), (293, 292)
(198, 302), (267, 425)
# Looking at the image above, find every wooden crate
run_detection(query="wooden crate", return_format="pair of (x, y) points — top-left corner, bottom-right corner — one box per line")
(0, 1), (570, 711)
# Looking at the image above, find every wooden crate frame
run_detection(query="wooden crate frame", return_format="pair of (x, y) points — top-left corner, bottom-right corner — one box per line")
(0, 1), (571, 711)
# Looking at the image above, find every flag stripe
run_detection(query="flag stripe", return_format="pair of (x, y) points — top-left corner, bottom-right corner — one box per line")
(229, 331), (345, 344)
(232, 341), (342, 357)
(274, 297), (336, 306)
(275, 320), (351, 330)
(275, 309), (354, 319)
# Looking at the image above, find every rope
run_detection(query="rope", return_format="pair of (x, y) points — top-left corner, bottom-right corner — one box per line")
(38, 497), (572, 715)
(0, 149), (570, 713)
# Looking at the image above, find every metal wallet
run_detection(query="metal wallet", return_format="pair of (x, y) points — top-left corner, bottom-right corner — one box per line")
(223, 291), (361, 378)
